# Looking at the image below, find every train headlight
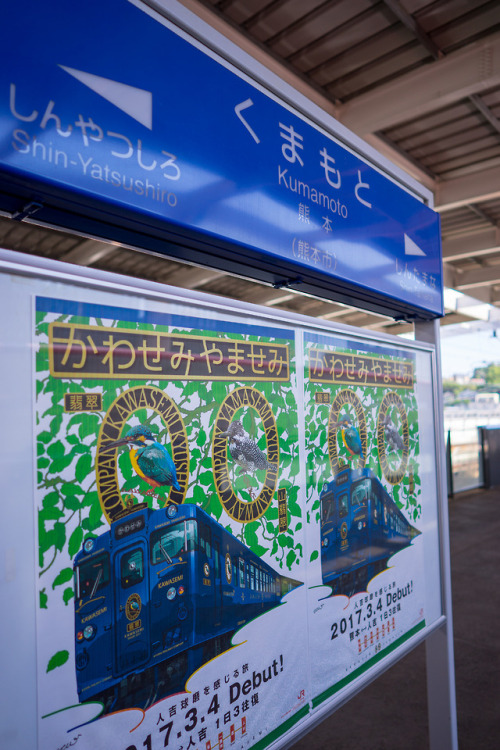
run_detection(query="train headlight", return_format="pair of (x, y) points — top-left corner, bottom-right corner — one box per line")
(77, 631), (84, 642)
(83, 624), (96, 641)
(83, 538), (95, 554)
(167, 504), (178, 519)
(358, 521), (363, 530)
(178, 586), (185, 596)
(167, 586), (176, 600)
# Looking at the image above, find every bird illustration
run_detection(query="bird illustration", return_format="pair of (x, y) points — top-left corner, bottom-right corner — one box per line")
(334, 417), (363, 462)
(381, 414), (405, 452)
(220, 420), (277, 476)
(102, 424), (180, 495)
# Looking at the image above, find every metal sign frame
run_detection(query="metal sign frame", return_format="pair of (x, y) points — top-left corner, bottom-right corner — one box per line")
(0, 0), (456, 747)
(0, 248), (456, 750)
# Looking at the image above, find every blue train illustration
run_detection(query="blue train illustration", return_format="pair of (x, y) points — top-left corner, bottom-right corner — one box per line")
(320, 467), (419, 596)
(74, 502), (301, 712)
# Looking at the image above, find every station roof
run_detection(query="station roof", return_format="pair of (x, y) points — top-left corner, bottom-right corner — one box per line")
(2, 0), (500, 335)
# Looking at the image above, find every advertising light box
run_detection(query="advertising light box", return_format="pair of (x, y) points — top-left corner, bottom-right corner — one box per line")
(0, 0), (443, 319)
(0, 252), (443, 750)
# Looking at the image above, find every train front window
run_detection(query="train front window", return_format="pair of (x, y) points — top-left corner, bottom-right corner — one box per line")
(121, 549), (144, 589)
(76, 553), (110, 600)
(338, 493), (348, 519)
(151, 521), (196, 564)
(351, 479), (370, 507)
(322, 493), (336, 522)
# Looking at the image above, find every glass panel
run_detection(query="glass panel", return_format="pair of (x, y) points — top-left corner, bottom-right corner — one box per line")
(186, 520), (197, 552)
(76, 553), (110, 600)
(321, 493), (335, 522)
(338, 493), (348, 519)
(120, 548), (144, 589)
(446, 427), (483, 493)
(351, 479), (370, 507)
(151, 522), (185, 564)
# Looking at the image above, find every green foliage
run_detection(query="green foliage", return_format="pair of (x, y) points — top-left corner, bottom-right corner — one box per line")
(474, 362), (500, 384)
(303, 342), (423, 546)
(52, 567), (73, 589)
(46, 650), (69, 672)
(36, 308), (302, 615)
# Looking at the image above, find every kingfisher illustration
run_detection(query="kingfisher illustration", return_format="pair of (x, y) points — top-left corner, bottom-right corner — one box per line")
(220, 420), (277, 476)
(334, 417), (363, 462)
(381, 414), (405, 452)
(102, 424), (180, 494)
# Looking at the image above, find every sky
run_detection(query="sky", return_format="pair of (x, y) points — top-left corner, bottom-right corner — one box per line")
(439, 326), (500, 379)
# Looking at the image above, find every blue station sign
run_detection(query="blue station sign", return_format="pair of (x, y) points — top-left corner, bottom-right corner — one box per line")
(0, 0), (443, 319)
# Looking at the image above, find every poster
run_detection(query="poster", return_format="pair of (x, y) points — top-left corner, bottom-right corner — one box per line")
(303, 332), (427, 706)
(35, 295), (309, 750)
(25, 272), (442, 750)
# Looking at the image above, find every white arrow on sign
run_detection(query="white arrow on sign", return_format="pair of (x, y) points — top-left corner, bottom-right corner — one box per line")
(235, 99), (260, 144)
(404, 233), (426, 256)
(59, 66), (153, 129)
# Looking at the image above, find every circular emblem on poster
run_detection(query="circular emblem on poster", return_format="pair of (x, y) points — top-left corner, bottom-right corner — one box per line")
(340, 522), (348, 540)
(204, 563), (210, 578)
(225, 553), (232, 584)
(328, 390), (367, 474)
(95, 386), (189, 523)
(125, 593), (141, 621)
(377, 392), (410, 484)
(212, 387), (279, 523)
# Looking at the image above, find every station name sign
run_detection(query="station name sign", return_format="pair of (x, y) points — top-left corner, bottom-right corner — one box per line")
(0, 0), (443, 318)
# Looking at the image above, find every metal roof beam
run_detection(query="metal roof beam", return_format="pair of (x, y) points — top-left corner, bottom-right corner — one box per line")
(469, 93), (500, 135)
(436, 164), (500, 210)
(453, 265), (500, 291)
(338, 31), (500, 135)
(380, 0), (443, 61)
(442, 226), (500, 261)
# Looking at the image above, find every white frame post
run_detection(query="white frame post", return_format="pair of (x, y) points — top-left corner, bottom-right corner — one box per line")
(414, 319), (458, 750)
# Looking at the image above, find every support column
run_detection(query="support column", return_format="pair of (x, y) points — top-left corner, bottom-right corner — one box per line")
(414, 318), (458, 750)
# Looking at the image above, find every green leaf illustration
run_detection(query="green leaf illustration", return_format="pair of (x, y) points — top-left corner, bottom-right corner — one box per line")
(68, 527), (84, 558)
(47, 650), (69, 672)
(52, 567), (73, 589)
(75, 453), (92, 483)
(286, 550), (296, 568)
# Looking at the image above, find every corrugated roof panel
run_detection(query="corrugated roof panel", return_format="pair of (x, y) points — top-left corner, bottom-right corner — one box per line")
(440, 206), (492, 237)
(431, 146), (500, 177)
(324, 40), (428, 100)
(286, 7), (392, 73)
(430, 2), (500, 53)
(383, 101), (478, 143)
(222, 0), (271, 26)
(266, 0), (372, 57)
(421, 135), (500, 167)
